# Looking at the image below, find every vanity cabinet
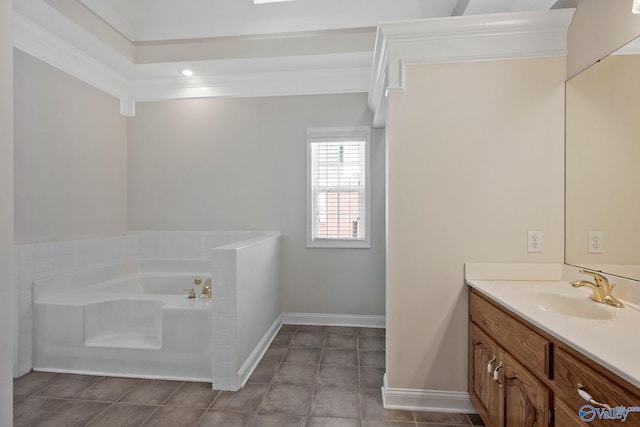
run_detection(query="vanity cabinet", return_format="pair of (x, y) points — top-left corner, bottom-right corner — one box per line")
(469, 292), (552, 427)
(469, 288), (640, 427)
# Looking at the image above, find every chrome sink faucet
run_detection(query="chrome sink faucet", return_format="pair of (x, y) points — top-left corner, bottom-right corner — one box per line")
(571, 269), (624, 308)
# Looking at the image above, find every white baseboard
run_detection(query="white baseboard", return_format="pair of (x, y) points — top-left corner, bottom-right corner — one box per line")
(281, 312), (385, 328)
(237, 315), (282, 388)
(382, 374), (475, 414)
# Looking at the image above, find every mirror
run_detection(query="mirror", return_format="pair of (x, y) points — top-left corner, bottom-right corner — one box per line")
(565, 36), (640, 280)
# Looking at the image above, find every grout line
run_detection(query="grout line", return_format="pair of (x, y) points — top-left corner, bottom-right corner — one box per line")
(116, 378), (143, 402)
(82, 401), (116, 427)
(13, 375), (58, 403)
(191, 407), (209, 427)
(160, 381), (185, 406)
(29, 398), (69, 425)
(206, 388), (222, 409)
(137, 404), (161, 427)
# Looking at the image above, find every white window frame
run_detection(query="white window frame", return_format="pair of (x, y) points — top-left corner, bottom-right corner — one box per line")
(306, 126), (371, 249)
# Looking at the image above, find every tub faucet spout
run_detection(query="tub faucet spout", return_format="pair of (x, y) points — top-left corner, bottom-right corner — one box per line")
(200, 279), (212, 299)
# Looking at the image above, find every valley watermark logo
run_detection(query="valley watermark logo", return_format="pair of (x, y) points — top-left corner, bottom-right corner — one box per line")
(579, 405), (640, 423)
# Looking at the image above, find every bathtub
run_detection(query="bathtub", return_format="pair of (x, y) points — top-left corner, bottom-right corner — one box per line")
(34, 269), (213, 381)
(31, 231), (282, 388)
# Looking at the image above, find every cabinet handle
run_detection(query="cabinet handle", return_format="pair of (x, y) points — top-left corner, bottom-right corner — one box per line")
(577, 383), (612, 410)
(493, 362), (503, 389)
(487, 356), (497, 374)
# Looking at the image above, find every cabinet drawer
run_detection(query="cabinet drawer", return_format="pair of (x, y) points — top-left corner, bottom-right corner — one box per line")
(554, 347), (640, 426)
(469, 291), (550, 378)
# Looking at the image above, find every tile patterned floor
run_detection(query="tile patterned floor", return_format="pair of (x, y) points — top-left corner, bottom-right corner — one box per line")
(13, 325), (484, 426)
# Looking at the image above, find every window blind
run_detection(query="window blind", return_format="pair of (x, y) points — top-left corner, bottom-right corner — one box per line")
(310, 139), (366, 241)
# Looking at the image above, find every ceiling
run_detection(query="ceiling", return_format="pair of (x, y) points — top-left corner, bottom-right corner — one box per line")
(76, 0), (560, 42)
(78, 0), (461, 41)
(12, 0), (560, 115)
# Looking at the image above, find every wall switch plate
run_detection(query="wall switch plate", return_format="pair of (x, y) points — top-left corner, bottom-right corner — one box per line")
(527, 231), (543, 253)
(588, 231), (604, 253)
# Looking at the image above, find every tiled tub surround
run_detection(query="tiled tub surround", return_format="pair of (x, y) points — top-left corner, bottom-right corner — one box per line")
(465, 263), (640, 389)
(17, 231), (281, 391)
(211, 233), (282, 391)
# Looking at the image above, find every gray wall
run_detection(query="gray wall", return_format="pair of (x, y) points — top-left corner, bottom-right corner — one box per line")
(13, 50), (128, 244)
(128, 95), (385, 315)
(1, 0), (14, 421)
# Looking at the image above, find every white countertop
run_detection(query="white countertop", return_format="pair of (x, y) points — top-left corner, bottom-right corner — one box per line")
(466, 279), (640, 390)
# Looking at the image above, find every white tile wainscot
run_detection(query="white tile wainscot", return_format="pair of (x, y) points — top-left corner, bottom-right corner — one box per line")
(211, 233), (281, 391)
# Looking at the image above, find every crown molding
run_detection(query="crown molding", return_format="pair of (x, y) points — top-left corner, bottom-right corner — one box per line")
(13, 13), (128, 102)
(129, 67), (370, 102)
(368, 8), (576, 127)
(12, 9), (371, 117)
(13, 6), (575, 120)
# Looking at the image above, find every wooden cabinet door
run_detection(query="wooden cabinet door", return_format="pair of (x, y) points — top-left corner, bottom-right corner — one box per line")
(469, 323), (499, 427)
(500, 351), (551, 427)
(555, 398), (588, 427)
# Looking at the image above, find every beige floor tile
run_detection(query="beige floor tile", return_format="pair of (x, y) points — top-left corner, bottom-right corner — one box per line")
(273, 363), (318, 387)
(163, 382), (219, 409)
(196, 410), (253, 427)
(211, 384), (268, 413)
(13, 371), (58, 401)
(259, 384), (313, 416)
(76, 377), (141, 402)
(310, 387), (360, 419)
(36, 374), (103, 399)
(86, 403), (156, 427)
(13, 396), (66, 427)
(33, 400), (109, 427)
(119, 379), (182, 405)
(141, 406), (206, 427)
(252, 413), (307, 427)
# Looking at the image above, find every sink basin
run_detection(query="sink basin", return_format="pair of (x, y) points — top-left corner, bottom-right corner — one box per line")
(508, 289), (618, 320)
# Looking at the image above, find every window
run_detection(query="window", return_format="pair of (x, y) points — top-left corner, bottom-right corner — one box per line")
(306, 127), (371, 248)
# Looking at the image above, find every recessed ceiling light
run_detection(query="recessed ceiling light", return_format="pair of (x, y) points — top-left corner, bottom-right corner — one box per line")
(178, 68), (194, 77)
(253, 0), (295, 4)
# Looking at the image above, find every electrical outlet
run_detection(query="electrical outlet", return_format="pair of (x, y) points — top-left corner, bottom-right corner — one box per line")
(588, 231), (604, 253)
(527, 231), (543, 253)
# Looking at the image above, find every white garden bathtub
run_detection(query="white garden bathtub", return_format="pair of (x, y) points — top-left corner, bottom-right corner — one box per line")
(31, 231), (282, 388)
(34, 269), (213, 381)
